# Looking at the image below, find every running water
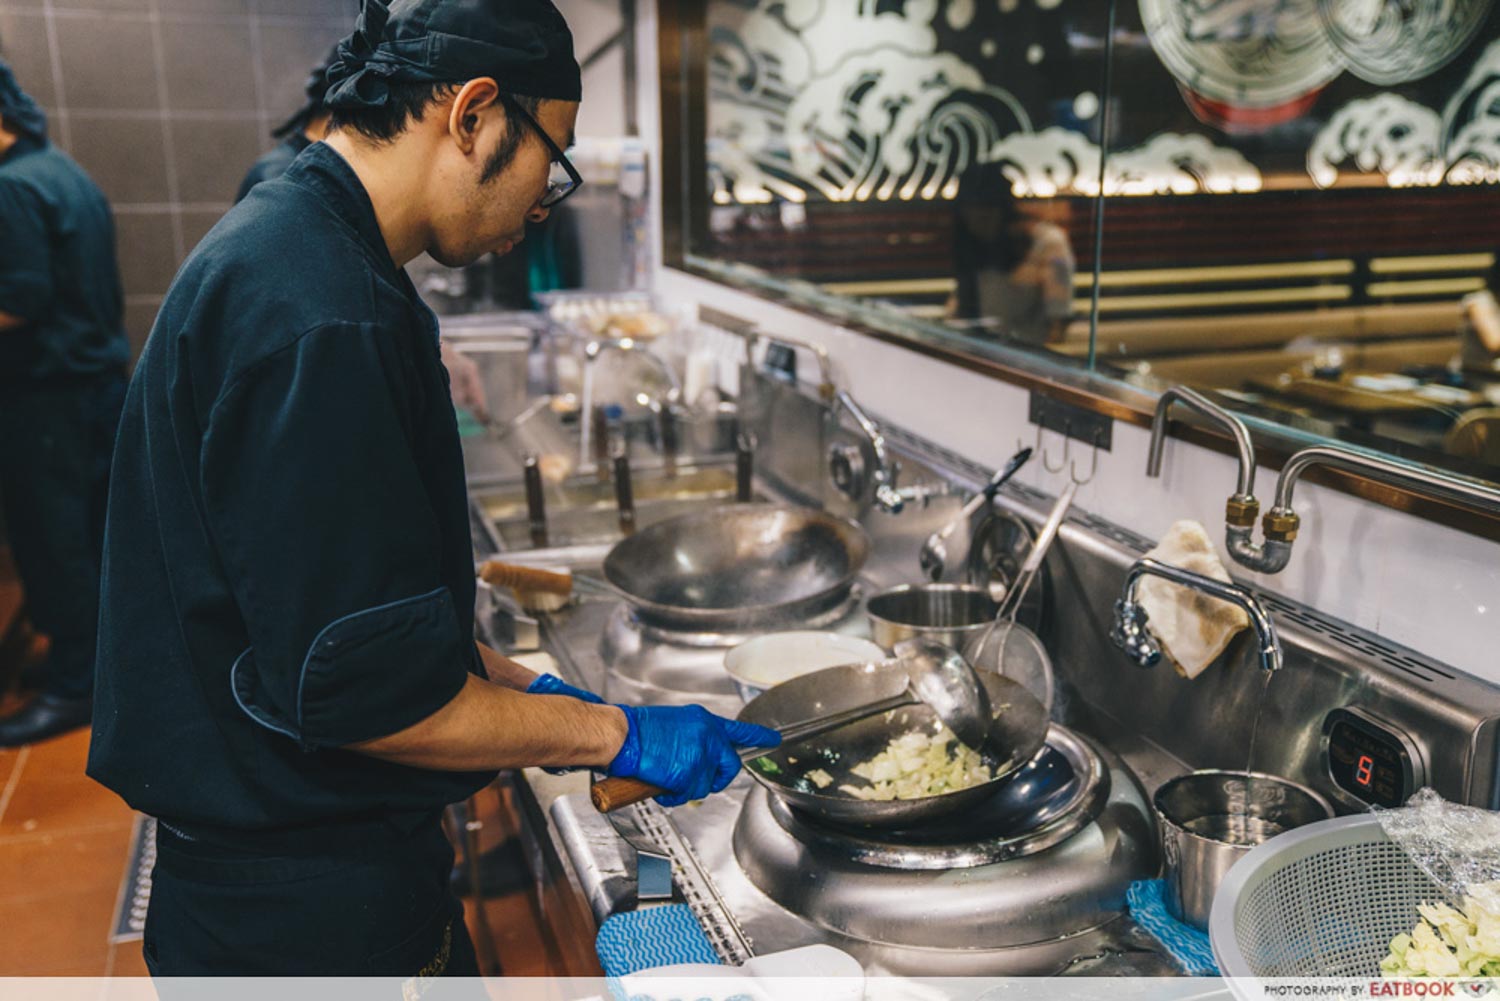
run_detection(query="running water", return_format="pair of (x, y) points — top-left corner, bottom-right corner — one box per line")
(1242, 669), (1275, 836)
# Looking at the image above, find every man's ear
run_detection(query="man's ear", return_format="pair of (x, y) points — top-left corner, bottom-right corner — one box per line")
(448, 78), (502, 155)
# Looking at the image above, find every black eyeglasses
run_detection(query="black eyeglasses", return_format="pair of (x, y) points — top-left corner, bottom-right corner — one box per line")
(504, 97), (582, 209)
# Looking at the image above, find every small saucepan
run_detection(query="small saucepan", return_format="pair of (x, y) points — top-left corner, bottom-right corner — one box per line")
(865, 583), (998, 659)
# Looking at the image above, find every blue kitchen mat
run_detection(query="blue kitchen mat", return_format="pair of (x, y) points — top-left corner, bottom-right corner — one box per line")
(1127, 879), (1221, 976)
(596, 904), (724, 976)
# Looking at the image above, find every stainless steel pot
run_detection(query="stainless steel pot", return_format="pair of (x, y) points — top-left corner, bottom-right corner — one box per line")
(602, 503), (869, 631)
(865, 584), (998, 657)
(1154, 770), (1333, 930)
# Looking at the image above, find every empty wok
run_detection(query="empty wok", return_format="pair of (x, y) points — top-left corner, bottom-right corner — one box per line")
(736, 659), (1050, 829)
(602, 503), (869, 631)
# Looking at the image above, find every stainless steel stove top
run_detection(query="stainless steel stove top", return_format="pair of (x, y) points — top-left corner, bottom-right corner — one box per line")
(533, 567), (1176, 975)
(728, 725), (1158, 962)
(596, 588), (871, 712)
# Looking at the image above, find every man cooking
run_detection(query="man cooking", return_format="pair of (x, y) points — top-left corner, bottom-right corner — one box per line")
(87, 0), (779, 977)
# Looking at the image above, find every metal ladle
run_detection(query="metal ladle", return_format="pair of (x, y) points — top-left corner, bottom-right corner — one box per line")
(590, 638), (993, 812)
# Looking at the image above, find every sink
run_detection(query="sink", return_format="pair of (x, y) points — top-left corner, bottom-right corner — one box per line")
(475, 462), (741, 551)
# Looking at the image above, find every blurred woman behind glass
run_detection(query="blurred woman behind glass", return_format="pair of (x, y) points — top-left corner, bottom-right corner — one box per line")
(947, 162), (1075, 347)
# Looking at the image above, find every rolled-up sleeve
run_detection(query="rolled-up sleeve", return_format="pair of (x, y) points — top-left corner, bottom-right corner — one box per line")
(0, 180), (53, 322)
(202, 322), (470, 749)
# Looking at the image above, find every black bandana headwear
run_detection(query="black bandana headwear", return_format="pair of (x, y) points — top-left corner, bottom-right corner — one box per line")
(0, 59), (47, 142)
(271, 44), (341, 139)
(324, 0), (581, 112)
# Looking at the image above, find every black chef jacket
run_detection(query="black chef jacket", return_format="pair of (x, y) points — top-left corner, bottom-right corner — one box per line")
(233, 133), (312, 204)
(0, 136), (128, 386)
(88, 142), (493, 850)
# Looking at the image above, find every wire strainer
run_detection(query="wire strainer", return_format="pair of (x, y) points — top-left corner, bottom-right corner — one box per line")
(1210, 814), (1449, 981)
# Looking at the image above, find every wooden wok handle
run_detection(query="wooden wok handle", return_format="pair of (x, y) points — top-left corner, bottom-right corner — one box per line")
(477, 561), (574, 597)
(590, 776), (664, 812)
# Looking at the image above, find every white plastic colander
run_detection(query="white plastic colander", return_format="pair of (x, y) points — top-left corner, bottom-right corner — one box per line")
(1210, 814), (1447, 979)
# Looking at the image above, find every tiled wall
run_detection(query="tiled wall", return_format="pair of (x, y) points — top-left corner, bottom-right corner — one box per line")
(0, 0), (355, 355)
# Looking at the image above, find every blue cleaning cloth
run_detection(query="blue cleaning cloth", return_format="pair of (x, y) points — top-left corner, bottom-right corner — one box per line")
(596, 904), (724, 977)
(1127, 879), (1221, 976)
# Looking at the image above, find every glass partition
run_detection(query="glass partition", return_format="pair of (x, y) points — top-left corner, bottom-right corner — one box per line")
(695, 0), (1110, 362)
(1098, 1), (1500, 476)
(668, 1), (1500, 484)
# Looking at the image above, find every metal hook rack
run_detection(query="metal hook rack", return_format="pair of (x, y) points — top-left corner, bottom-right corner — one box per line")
(1071, 428), (1101, 486)
(1038, 421), (1068, 474)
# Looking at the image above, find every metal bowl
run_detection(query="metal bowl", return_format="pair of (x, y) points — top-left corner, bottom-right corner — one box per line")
(603, 504), (870, 631)
(865, 584), (998, 657)
(1154, 770), (1333, 930)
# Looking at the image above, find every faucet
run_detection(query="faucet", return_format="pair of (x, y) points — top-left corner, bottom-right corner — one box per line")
(580, 338), (683, 469)
(1112, 557), (1283, 673)
(1148, 390), (1500, 574)
(1146, 388), (1272, 571)
(1242, 445), (1500, 573)
(584, 337), (683, 406)
(827, 389), (947, 514)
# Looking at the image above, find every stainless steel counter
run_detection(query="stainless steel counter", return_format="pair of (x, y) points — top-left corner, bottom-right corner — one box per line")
(506, 539), (1183, 976)
(467, 375), (1500, 979)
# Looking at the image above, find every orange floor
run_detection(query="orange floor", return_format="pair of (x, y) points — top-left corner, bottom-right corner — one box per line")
(0, 718), (146, 976)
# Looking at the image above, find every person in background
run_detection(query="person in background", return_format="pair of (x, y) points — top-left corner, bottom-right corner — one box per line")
(0, 60), (129, 747)
(946, 161), (1075, 347)
(237, 45), (492, 421)
(88, 0), (777, 976)
(235, 47), (338, 204)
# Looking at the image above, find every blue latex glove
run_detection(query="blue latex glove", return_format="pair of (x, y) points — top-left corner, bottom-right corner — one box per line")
(607, 704), (782, 807)
(526, 673), (604, 705)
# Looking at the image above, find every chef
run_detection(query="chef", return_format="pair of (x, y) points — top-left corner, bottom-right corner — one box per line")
(235, 43), (494, 421)
(234, 45), (339, 203)
(0, 60), (128, 747)
(87, 0), (779, 977)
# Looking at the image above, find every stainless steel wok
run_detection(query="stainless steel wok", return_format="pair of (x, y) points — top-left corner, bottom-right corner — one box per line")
(736, 660), (1050, 829)
(601, 503), (870, 631)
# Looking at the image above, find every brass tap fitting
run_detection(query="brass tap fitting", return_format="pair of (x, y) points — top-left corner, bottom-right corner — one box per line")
(1225, 495), (1260, 528)
(1262, 509), (1300, 543)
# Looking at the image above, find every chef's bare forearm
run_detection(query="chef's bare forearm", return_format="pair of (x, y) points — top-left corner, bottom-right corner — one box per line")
(475, 641), (539, 689)
(348, 673), (628, 771)
(0, 310), (27, 331)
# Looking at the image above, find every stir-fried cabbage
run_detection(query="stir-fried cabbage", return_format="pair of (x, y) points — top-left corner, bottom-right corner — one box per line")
(805, 768), (834, 789)
(1382, 888), (1500, 977)
(837, 727), (993, 801)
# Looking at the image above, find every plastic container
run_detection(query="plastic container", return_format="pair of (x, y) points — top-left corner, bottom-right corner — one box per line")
(1210, 813), (1446, 983)
(723, 632), (886, 702)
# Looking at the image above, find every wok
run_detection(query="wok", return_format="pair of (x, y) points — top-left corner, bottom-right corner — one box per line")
(602, 503), (869, 631)
(737, 660), (1050, 829)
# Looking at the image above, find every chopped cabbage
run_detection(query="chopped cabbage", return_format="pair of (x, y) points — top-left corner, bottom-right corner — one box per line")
(805, 768), (834, 789)
(1381, 885), (1500, 977)
(838, 727), (993, 801)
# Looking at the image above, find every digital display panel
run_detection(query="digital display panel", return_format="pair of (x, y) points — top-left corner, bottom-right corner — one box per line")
(1324, 711), (1413, 808)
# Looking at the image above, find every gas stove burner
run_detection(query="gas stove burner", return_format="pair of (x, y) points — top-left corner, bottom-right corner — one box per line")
(766, 726), (1108, 870)
(631, 586), (864, 649)
(731, 724), (1158, 955)
(600, 589), (873, 711)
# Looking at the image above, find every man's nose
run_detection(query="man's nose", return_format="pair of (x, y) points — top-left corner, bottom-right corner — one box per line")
(528, 204), (551, 224)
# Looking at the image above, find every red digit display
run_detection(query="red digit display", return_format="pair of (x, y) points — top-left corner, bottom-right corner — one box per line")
(1356, 755), (1374, 787)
